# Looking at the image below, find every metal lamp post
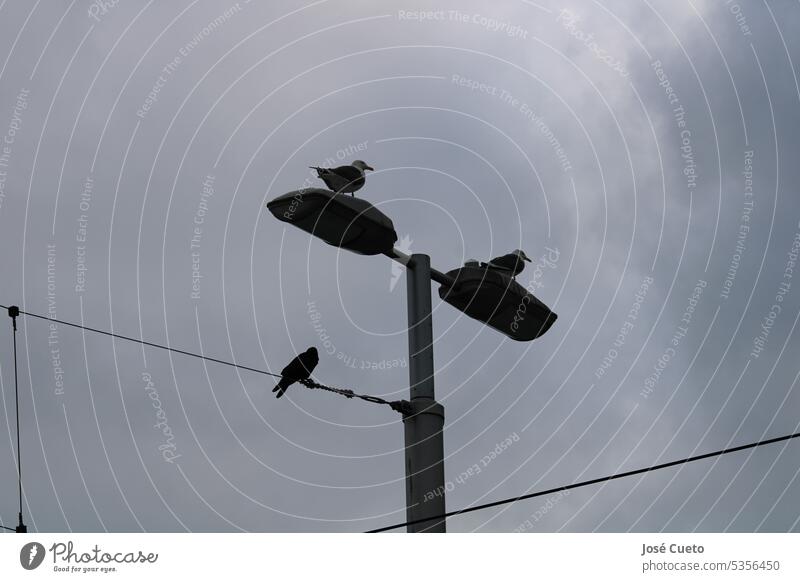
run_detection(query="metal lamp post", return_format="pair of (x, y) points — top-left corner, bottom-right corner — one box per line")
(268, 189), (557, 532)
(402, 253), (445, 531)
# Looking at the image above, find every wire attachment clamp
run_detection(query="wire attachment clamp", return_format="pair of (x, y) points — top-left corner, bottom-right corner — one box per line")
(298, 378), (410, 413)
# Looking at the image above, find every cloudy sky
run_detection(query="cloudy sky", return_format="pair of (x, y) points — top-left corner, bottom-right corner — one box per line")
(0, 0), (798, 532)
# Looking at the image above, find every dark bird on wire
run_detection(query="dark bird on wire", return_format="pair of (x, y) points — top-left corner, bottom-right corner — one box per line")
(482, 249), (532, 279)
(310, 160), (374, 196)
(273, 347), (319, 399)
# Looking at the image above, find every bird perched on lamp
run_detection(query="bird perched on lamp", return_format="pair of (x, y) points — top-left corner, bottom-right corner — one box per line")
(309, 160), (374, 196)
(272, 347), (319, 398)
(481, 249), (532, 279)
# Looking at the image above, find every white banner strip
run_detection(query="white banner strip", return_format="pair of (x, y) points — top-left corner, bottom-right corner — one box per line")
(2, 533), (797, 581)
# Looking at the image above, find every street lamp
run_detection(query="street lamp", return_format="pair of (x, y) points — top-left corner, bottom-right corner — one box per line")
(438, 266), (557, 341)
(267, 188), (397, 255)
(268, 189), (557, 532)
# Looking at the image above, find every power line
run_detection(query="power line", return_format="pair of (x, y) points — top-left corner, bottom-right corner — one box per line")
(367, 431), (800, 533)
(0, 304), (405, 411)
(3, 304), (282, 378)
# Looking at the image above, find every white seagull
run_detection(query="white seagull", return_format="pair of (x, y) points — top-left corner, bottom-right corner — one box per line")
(309, 160), (374, 196)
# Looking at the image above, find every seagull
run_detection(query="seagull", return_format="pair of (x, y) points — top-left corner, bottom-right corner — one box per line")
(309, 160), (374, 196)
(482, 249), (532, 279)
(272, 347), (319, 399)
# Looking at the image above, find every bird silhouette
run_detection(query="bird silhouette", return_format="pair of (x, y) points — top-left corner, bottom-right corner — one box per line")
(309, 160), (374, 196)
(273, 347), (319, 398)
(482, 249), (532, 279)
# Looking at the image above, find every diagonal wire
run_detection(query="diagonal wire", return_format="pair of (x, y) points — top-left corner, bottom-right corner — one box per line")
(0, 305), (404, 411)
(367, 431), (800, 532)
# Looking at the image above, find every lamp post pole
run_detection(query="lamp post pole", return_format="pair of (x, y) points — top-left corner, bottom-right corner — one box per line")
(403, 254), (446, 532)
